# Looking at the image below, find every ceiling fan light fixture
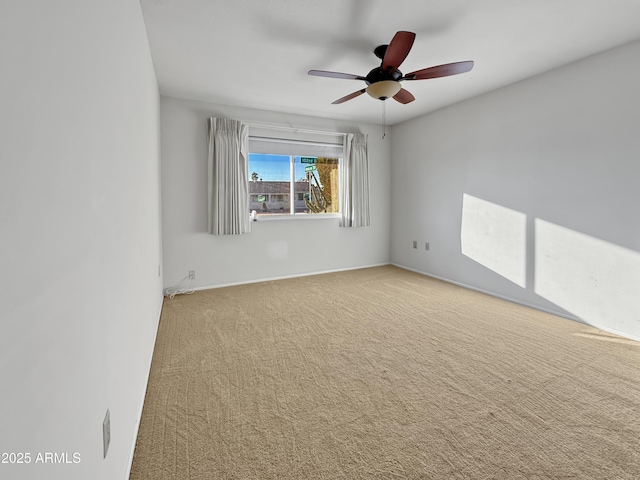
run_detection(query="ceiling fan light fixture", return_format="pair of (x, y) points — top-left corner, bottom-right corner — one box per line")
(366, 80), (401, 100)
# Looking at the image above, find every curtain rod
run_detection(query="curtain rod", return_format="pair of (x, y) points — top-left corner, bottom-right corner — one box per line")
(246, 122), (347, 138)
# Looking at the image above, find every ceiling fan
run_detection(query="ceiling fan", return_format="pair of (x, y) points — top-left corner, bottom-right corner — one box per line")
(308, 31), (473, 105)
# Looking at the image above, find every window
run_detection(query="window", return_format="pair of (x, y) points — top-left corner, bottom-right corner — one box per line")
(247, 132), (343, 216)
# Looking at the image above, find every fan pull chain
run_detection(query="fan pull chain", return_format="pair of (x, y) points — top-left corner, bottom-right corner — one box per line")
(382, 100), (386, 139)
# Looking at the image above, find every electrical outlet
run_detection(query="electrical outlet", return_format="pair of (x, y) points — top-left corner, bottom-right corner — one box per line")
(412, 240), (417, 249)
(103, 409), (110, 459)
(188, 270), (195, 280)
(425, 242), (430, 251)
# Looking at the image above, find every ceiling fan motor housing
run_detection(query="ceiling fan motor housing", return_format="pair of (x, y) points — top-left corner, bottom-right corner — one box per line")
(365, 66), (403, 100)
(366, 66), (403, 85)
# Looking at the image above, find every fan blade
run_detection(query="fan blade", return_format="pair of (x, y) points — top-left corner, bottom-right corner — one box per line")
(404, 61), (474, 80)
(382, 31), (416, 70)
(308, 70), (366, 81)
(393, 88), (415, 104)
(332, 89), (366, 105)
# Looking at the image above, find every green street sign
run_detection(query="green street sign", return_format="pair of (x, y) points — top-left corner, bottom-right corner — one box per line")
(304, 165), (316, 172)
(301, 156), (317, 164)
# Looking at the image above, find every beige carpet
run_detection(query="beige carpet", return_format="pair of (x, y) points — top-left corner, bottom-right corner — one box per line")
(130, 265), (640, 479)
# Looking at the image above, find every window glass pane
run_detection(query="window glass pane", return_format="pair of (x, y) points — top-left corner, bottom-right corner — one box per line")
(248, 154), (291, 215)
(295, 156), (339, 214)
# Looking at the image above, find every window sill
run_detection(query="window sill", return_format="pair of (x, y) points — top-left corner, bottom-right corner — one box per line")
(252, 213), (341, 222)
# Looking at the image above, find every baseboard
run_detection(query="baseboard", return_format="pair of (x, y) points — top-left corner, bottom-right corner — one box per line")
(391, 263), (640, 343)
(124, 292), (164, 480)
(171, 262), (640, 343)
(191, 262), (391, 292)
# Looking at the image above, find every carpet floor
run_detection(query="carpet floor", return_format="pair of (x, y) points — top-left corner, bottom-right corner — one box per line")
(130, 265), (640, 479)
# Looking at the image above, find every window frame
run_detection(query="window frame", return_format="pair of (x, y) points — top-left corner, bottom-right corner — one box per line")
(248, 136), (343, 220)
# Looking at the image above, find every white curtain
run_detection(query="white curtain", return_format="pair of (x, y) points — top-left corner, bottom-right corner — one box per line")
(340, 133), (370, 227)
(207, 117), (251, 235)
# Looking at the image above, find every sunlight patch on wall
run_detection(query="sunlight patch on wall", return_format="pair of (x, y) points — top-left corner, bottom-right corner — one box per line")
(461, 194), (527, 288)
(535, 219), (640, 335)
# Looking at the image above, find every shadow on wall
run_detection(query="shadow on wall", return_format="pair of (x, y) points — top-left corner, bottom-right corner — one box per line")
(460, 193), (640, 338)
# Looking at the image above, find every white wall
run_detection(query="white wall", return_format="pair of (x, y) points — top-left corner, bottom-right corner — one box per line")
(391, 40), (640, 340)
(161, 97), (390, 289)
(0, 2), (162, 479)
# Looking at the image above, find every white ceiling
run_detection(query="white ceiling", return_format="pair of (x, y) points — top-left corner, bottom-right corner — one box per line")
(140, 0), (640, 126)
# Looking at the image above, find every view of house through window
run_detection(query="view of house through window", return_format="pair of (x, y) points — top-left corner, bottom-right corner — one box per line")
(248, 154), (340, 215)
